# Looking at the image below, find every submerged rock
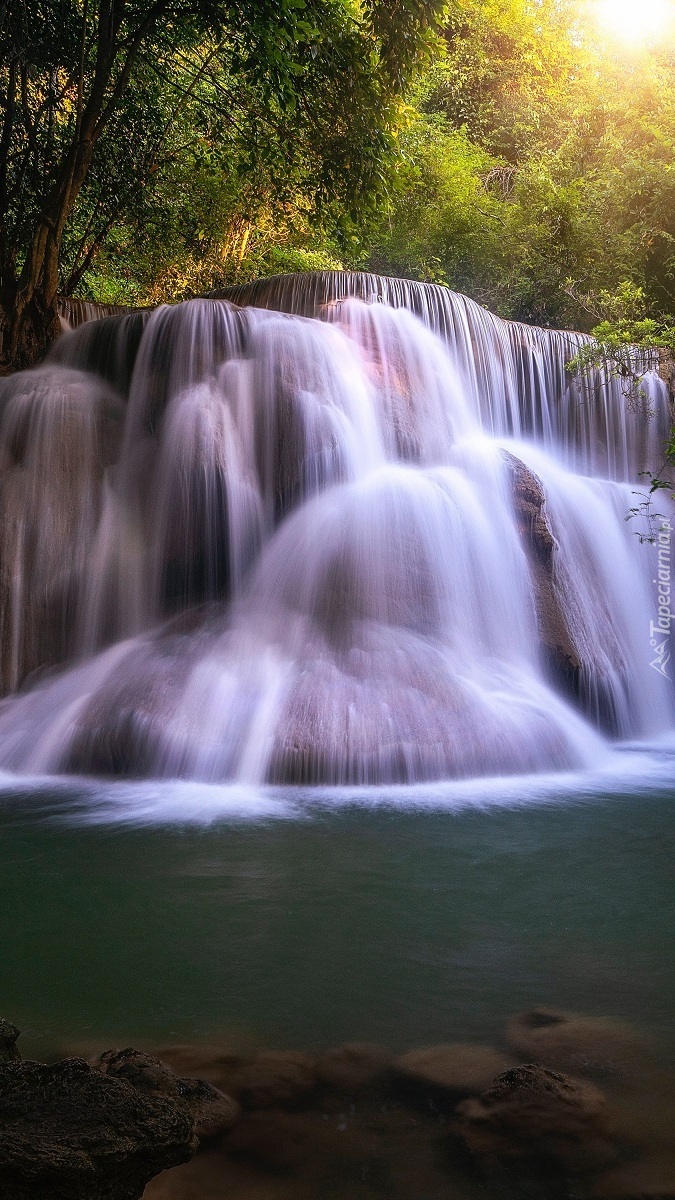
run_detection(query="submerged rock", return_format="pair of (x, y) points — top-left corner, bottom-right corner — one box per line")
(504, 1008), (647, 1075)
(152, 1043), (254, 1093)
(96, 1047), (240, 1139)
(315, 1042), (395, 1092)
(452, 1062), (623, 1175)
(0, 1056), (197, 1199)
(155, 1045), (317, 1111)
(237, 1050), (316, 1110)
(395, 1043), (512, 1098)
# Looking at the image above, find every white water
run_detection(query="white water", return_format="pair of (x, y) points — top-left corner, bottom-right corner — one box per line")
(0, 273), (672, 785)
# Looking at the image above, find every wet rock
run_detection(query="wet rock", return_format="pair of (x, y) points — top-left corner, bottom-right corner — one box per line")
(315, 1041), (395, 1092)
(160, 1047), (317, 1111)
(96, 1047), (240, 1139)
(153, 1043), (254, 1095)
(452, 1062), (623, 1175)
(61, 633), (198, 778)
(503, 450), (581, 695)
(238, 1050), (316, 1110)
(249, 316), (353, 523)
(504, 1008), (646, 1075)
(0, 1020), (20, 1064)
(0, 1055), (197, 1199)
(395, 1043), (512, 1097)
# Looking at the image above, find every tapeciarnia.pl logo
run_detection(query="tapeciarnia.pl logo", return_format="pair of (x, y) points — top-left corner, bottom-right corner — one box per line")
(650, 518), (673, 679)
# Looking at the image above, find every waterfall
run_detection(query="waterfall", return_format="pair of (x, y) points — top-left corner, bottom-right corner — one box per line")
(0, 272), (671, 785)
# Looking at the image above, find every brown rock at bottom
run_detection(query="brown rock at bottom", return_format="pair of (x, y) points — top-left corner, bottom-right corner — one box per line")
(96, 1047), (240, 1138)
(0, 1056), (197, 1200)
(452, 1062), (623, 1175)
(237, 1050), (316, 1110)
(504, 1008), (648, 1075)
(315, 1042), (395, 1092)
(153, 1043), (254, 1093)
(395, 1042), (513, 1097)
(154, 1045), (316, 1111)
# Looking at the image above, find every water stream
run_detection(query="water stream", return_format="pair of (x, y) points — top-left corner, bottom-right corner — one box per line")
(0, 272), (672, 784)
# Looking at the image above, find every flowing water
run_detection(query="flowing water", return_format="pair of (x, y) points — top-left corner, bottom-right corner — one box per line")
(0, 273), (674, 1197)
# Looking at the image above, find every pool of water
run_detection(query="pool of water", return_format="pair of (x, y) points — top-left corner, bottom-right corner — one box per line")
(1, 741), (674, 1062)
(2, 743), (675, 1198)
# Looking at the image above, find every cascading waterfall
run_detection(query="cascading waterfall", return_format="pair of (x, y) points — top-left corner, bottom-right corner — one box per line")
(0, 272), (672, 785)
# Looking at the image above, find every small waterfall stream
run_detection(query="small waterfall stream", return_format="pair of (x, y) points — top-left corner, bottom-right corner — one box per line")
(0, 272), (672, 785)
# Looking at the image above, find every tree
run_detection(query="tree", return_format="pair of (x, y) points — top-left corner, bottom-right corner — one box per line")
(0, 0), (445, 368)
(362, 0), (675, 329)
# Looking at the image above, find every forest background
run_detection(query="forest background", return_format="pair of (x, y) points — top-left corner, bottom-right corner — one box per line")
(2, 0), (675, 368)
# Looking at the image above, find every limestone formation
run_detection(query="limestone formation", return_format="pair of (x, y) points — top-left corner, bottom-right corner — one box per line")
(0, 366), (124, 695)
(503, 449), (581, 694)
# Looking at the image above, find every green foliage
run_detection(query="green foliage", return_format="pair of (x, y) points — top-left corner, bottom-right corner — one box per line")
(0, 0), (445, 330)
(566, 283), (675, 397)
(5, 0), (675, 338)
(361, 0), (675, 330)
(565, 282), (675, 535)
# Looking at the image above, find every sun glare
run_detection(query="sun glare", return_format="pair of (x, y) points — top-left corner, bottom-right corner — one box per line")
(593, 0), (674, 43)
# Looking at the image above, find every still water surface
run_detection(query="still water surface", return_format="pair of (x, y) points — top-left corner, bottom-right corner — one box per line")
(1, 740), (673, 1063)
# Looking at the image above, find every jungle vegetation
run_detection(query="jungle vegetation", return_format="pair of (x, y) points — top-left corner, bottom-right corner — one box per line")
(2, 0), (675, 368)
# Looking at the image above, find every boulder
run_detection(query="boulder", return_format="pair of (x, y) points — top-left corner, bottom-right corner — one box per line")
(96, 1048), (240, 1139)
(504, 1008), (646, 1075)
(395, 1043), (512, 1098)
(0, 1055), (197, 1200)
(452, 1062), (623, 1175)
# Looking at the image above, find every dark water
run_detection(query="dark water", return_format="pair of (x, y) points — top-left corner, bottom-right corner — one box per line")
(1, 743), (674, 1063)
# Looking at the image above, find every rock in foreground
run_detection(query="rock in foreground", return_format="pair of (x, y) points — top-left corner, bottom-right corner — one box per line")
(96, 1047), (240, 1138)
(0, 1056), (197, 1200)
